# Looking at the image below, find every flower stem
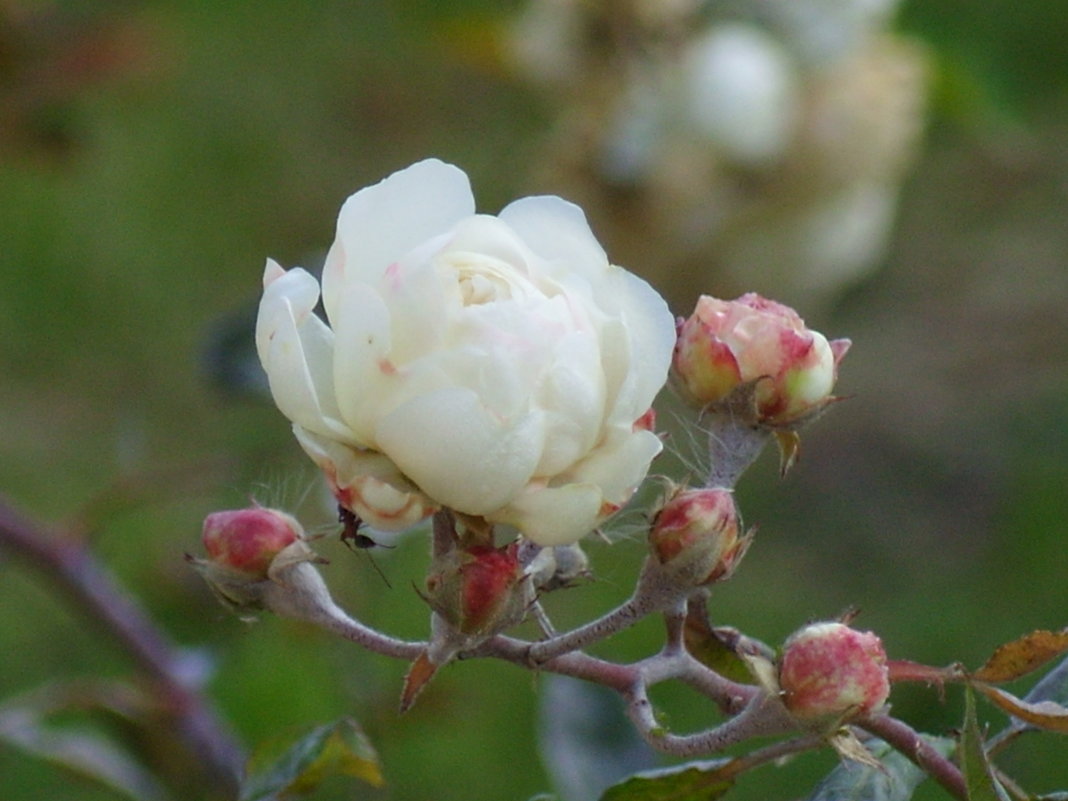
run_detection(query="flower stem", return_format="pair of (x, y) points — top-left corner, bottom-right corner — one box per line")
(703, 411), (770, 489)
(858, 713), (967, 801)
(525, 593), (653, 664)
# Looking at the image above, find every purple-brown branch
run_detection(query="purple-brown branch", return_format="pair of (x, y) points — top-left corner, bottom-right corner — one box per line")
(0, 496), (243, 795)
(859, 713), (967, 800)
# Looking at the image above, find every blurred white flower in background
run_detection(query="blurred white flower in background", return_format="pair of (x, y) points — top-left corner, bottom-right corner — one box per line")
(508, 0), (928, 311)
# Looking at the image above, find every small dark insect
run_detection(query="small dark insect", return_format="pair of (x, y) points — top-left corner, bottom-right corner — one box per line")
(338, 504), (393, 587)
(338, 505), (379, 549)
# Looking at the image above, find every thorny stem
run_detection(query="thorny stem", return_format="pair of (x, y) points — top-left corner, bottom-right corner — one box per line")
(702, 402), (771, 489)
(217, 533), (974, 798)
(267, 560), (978, 798)
(524, 555), (702, 666)
(477, 635), (637, 692)
(0, 496), (243, 794)
(626, 684), (795, 757)
(859, 713), (967, 801)
(275, 578), (426, 661)
(525, 593), (653, 664)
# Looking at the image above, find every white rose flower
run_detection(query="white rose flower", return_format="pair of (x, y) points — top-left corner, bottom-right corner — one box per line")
(255, 159), (675, 546)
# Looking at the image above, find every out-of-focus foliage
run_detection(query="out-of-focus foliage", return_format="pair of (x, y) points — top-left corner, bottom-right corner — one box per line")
(1, 0), (1067, 799)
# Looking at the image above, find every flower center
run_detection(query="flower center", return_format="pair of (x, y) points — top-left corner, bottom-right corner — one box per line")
(458, 270), (502, 306)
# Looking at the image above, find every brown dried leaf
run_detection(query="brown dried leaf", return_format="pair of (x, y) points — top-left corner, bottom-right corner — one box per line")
(973, 630), (1068, 683)
(399, 651), (438, 713)
(827, 728), (885, 771)
(774, 430), (801, 477)
(975, 683), (1068, 733)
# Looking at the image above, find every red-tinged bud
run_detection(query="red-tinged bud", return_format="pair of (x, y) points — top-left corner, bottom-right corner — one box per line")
(673, 293), (849, 426)
(648, 486), (749, 587)
(201, 506), (302, 579)
(779, 622), (890, 721)
(424, 543), (532, 636)
(191, 505), (327, 615)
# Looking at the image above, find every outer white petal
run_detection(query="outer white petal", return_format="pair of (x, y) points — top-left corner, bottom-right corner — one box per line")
(375, 387), (546, 515)
(321, 159), (475, 323)
(565, 428), (663, 501)
(594, 267), (676, 422)
(294, 426), (435, 531)
(498, 195), (609, 283)
(534, 329), (604, 475)
(255, 259), (316, 365)
(491, 428), (664, 546)
(491, 484), (605, 546)
(255, 262), (355, 443)
(329, 282), (395, 442)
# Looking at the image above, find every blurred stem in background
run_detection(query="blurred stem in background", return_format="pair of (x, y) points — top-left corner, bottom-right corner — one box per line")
(0, 496), (243, 799)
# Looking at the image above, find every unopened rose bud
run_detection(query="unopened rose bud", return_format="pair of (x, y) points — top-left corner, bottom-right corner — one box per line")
(648, 486), (749, 587)
(425, 543), (532, 636)
(778, 622), (890, 721)
(192, 505), (326, 614)
(673, 293), (849, 426)
(201, 506), (302, 579)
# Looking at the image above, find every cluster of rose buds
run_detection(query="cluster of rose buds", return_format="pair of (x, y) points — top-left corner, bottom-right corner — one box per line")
(193, 160), (882, 744)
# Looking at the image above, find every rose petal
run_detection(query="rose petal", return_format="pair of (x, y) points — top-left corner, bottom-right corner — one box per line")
(321, 159), (475, 323)
(594, 269), (675, 422)
(294, 426), (435, 530)
(498, 195), (609, 282)
(255, 263), (356, 443)
(564, 427), (663, 501)
(375, 387), (546, 515)
(492, 483), (605, 547)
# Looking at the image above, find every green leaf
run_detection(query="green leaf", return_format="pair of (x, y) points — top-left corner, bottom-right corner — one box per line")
(598, 759), (734, 801)
(972, 630), (1068, 684)
(805, 736), (955, 801)
(960, 686), (1011, 801)
(682, 612), (758, 685)
(239, 717), (383, 801)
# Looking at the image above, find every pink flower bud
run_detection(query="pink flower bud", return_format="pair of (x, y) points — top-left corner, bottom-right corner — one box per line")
(425, 543), (530, 636)
(648, 487), (748, 586)
(673, 293), (849, 426)
(779, 622), (890, 720)
(201, 506), (302, 579)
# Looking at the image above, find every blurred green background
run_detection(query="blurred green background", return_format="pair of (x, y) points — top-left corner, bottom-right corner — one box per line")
(1, 1), (1067, 799)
